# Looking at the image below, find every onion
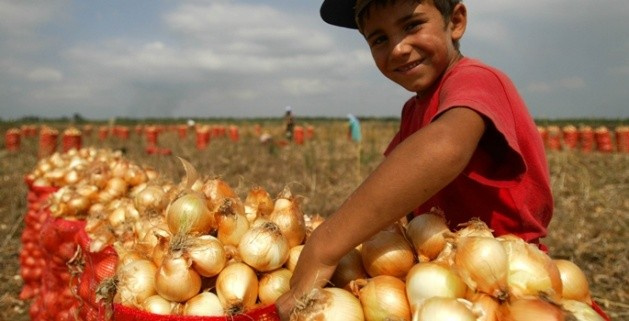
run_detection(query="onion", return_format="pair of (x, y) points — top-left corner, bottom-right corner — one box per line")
(413, 297), (477, 321)
(554, 259), (591, 304)
(216, 262), (258, 314)
(154, 253), (202, 302)
(115, 259), (157, 307)
(351, 275), (411, 321)
(330, 247), (369, 289)
(269, 190), (307, 248)
(454, 236), (509, 300)
(292, 287), (364, 321)
(258, 268), (293, 305)
(244, 186), (274, 222)
(134, 185), (167, 215)
(405, 262), (467, 312)
(187, 235), (227, 277)
(183, 291), (225, 316)
(560, 300), (605, 321)
(238, 221), (289, 272)
(499, 236), (562, 302)
(142, 295), (177, 315)
(216, 198), (250, 246)
(499, 297), (566, 321)
(361, 230), (415, 278)
(286, 245), (304, 272)
(406, 208), (450, 262)
(467, 292), (500, 321)
(455, 219), (494, 238)
(166, 192), (214, 234)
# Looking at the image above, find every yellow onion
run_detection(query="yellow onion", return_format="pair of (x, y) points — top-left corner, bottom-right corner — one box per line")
(351, 275), (411, 321)
(244, 186), (274, 222)
(455, 219), (494, 238)
(499, 297), (566, 321)
(154, 253), (202, 302)
(123, 163), (148, 186)
(269, 190), (307, 248)
(406, 209), (450, 262)
(216, 262), (258, 314)
(166, 192), (214, 234)
(134, 185), (167, 215)
(187, 235), (227, 277)
(405, 262), (467, 312)
(238, 221), (289, 272)
(554, 259), (592, 304)
(286, 245), (304, 272)
(216, 198), (250, 247)
(258, 268), (293, 305)
(183, 291), (225, 316)
(412, 297), (477, 321)
(330, 247), (369, 289)
(560, 300), (605, 321)
(115, 259), (157, 307)
(292, 287), (364, 321)
(454, 236), (509, 300)
(361, 230), (415, 278)
(201, 178), (242, 211)
(499, 235), (562, 302)
(142, 295), (178, 315)
(467, 292), (500, 321)
(305, 214), (326, 239)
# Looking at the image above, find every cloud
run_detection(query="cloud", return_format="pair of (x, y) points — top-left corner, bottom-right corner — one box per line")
(27, 68), (64, 83)
(526, 77), (586, 94)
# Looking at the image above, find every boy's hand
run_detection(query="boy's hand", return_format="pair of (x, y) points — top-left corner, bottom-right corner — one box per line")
(275, 228), (338, 321)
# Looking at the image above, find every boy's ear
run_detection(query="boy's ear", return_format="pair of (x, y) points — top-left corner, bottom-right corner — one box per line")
(450, 3), (467, 41)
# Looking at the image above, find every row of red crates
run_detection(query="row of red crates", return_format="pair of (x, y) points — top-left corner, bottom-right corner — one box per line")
(4, 123), (316, 156)
(538, 125), (628, 153)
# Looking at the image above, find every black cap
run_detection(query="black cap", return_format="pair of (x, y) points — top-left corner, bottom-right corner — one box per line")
(320, 0), (374, 29)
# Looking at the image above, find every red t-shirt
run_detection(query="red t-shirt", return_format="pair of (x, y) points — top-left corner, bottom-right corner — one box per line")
(384, 57), (553, 243)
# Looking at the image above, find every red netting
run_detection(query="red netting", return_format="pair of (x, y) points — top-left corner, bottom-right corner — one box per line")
(113, 303), (280, 321)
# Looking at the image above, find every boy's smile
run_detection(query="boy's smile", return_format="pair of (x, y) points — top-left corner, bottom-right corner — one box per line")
(361, 0), (466, 95)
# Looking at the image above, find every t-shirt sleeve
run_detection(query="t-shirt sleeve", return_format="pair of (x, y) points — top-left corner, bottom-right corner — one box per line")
(434, 65), (526, 187)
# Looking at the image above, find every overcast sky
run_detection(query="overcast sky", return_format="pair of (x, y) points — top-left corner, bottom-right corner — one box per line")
(1, 0), (628, 120)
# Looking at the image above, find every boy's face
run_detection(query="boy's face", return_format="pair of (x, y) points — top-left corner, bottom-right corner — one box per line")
(361, 0), (466, 94)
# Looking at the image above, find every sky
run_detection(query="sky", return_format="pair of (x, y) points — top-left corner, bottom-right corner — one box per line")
(1, 0), (628, 120)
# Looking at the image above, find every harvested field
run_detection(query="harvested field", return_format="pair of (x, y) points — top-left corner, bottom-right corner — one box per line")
(0, 120), (627, 320)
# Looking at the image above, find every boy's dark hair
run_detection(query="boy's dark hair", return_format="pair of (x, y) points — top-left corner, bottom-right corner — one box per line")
(356, 0), (462, 49)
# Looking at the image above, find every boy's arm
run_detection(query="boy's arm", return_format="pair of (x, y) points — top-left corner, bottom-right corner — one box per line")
(276, 106), (485, 319)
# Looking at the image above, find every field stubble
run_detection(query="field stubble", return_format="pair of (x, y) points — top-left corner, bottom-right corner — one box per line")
(0, 120), (627, 320)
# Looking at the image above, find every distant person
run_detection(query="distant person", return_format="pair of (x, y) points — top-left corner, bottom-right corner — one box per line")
(347, 113), (362, 142)
(284, 106), (295, 140)
(278, 1), (559, 319)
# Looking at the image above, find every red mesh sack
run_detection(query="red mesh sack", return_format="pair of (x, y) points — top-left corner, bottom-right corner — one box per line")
(19, 183), (58, 300)
(30, 217), (86, 321)
(74, 229), (119, 321)
(113, 303), (280, 321)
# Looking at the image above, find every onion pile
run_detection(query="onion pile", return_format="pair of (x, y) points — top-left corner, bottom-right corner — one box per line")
(34, 150), (605, 321)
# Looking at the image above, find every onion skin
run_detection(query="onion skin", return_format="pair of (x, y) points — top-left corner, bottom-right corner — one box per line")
(258, 268), (293, 305)
(166, 192), (214, 234)
(560, 300), (605, 321)
(499, 297), (567, 321)
(269, 196), (307, 248)
(238, 222), (290, 272)
(142, 295), (177, 315)
(188, 235), (227, 277)
(405, 262), (467, 312)
(115, 259), (158, 307)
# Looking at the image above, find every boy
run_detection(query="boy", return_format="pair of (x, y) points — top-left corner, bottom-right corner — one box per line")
(277, 0), (553, 318)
